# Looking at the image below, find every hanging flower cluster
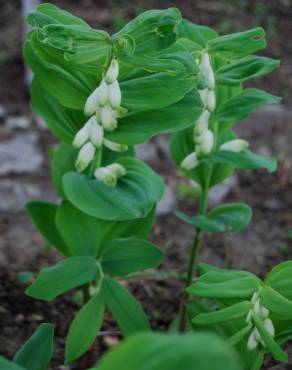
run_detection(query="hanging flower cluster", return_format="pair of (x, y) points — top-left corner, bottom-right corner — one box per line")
(246, 292), (275, 351)
(181, 52), (216, 171)
(73, 59), (127, 185)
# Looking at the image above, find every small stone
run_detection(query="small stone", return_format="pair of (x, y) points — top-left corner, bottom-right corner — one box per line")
(103, 336), (119, 348)
(0, 180), (41, 212)
(0, 133), (43, 175)
(27, 314), (44, 322)
(0, 105), (7, 121)
(5, 116), (30, 131)
(157, 184), (177, 216)
(136, 141), (157, 163)
(15, 313), (25, 322)
(0, 305), (7, 313)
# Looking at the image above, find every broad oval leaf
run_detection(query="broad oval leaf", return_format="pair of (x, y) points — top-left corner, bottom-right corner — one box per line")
(95, 332), (241, 370)
(106, 92), (203, 145)
(26, 256), (98, 301)
(103, 278), (149, 336)
(260, 286), (292, 319)
(65, 289), (105, 364)
(101, 237), (163, 276)
(264, 261), (292, 300)
(63, 157), (164, 221)
(13, 324), (54, 370)
(26, 201), (69, 256)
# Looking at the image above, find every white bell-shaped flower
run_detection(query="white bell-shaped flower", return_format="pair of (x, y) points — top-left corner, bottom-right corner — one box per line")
(181, 152), (199, 171)
(96, 79), (109, 107)
(207, 69), (215, 89)
(105, 59), (119, 84)
(247, 329), (258, 351)
(90, 120), (104, 148)
(75, 142), (95, 172)
(220, 139), (249, 153)
(107, 163), (126, 177)
(103, 138), (128, 152)
(263, 318), (275, 337)
(206, 90), (216, 112)
(84, 87), (100, 116)
(100, 105), (117, 131)
(194, 110), (210, 135)
(72, 118), (92, 148)
(196, 129), (214, 157)
(94, 167), (117, 187)
(108, 80), (121, 109)
(199, 52), (212, 76)
(199, 88), (208, 106)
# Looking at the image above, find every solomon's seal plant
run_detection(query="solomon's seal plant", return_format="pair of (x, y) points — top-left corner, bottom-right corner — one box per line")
(1, 3), (291, 370)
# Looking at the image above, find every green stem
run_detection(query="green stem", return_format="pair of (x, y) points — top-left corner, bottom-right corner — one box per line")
(89, 146), (103, 178)
(178, 166), (212, 332)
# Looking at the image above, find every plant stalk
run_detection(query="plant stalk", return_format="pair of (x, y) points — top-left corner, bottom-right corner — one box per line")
(178, 166), (212, 332)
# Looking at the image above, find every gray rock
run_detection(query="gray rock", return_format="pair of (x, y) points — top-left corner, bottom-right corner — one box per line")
(136, 141), (157, 163)
(208, 175), (237, 207)
(0, 105), (7, 121)
(157, 184), (177, 216)
(0, 180), (42, 212)
(5, 116), (30, 131)
(0, 133), (43, 175)
(155, 134), (171, 160)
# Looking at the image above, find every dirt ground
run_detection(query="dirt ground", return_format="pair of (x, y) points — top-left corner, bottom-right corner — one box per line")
(0, 1), (292, 369)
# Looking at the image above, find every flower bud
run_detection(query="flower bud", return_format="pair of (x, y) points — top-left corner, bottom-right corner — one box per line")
(196, 129), (214, 157)
(263, 318), (275, 337)
(100, 105), (117, 131)
(96, 79), (108, 107)
(247, 330), (258, 351)
(90, 121), (104, 148)
(94, 167), (117, 187)
(199, 52), (212, 76)
(84, 87), (99, 116)
(259, 305), (269, 320)
(105, 59), (119, 84)
(72, 118), (92, 148)
(107, 163), (126, 178)
(220, 139), (249, 153)
(75, 142), (95, 172)
(103, 138), (128, 152)
(194, 110), (210, 136)
(108, 80), (121, 109)
(199, 88), (208, 106)
(206, 90), (216, 112)
(207, 69), (215, 89)
(181, 152), (199, 171)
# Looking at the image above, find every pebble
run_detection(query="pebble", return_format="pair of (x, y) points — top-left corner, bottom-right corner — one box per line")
(157, 184), (177, 216)
(5, 116), (30, 131)
(0, 133), (43, 175)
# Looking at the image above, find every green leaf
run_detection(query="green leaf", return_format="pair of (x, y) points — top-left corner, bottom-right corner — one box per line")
(103, 278), (150, 336)
(120, 72), (196, 111)
(214, 88), (281, 127)
(63, 157), (164, 221)
(227, 324), (252, 346)
(65, 289), (105, 364)
(260, 286), (292, 319)
(0, 357), (25, 370)
(192, 301), (252, 325)
(178, 19), (218, 48)
(26, 201), (69, 256)
(253, 315), (288, 363)
(207, 27), (266, 58)
(113, 8), (181, 55)
(13, 324), (54, 370)
(265, 261), (292, 300)
(26, 256), (98, 301)
(177, 203), (252, 233)
(101, 237), (163, 276)
(56, 201), (101, 257)
(106, 91), (203, 145)
(27, 3), (90, 28)
(205, 150), (277, 173)
(187, 270), (260, 299)
(95, 332), (241, 370)
(216, 56), (280, 86)
(31, 79), (83, 143)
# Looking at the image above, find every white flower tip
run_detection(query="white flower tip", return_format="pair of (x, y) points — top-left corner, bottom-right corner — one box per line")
(100, 105), (117, 131)
(90, 122), (104, 148)
(194, 110), (210, 135)
(84, 87), (100, 116)
(103, 139), (128, 153)
(206, 90), (216, 112)
(105, 59), (119, 84)
(247, 330), (258, 351)
(108, 80), (122, 109)
(196, 129), (214, 157)
(181, 152), (199, 171)
(72, 118), (93, 148)
(94, 167), (117, 187)
(264, 318), (275, 337)
(219, 139), (249, 153)
(96, 79), (109, 107)
(75, 142), (95, 172)
(107, 163), (126, 178)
